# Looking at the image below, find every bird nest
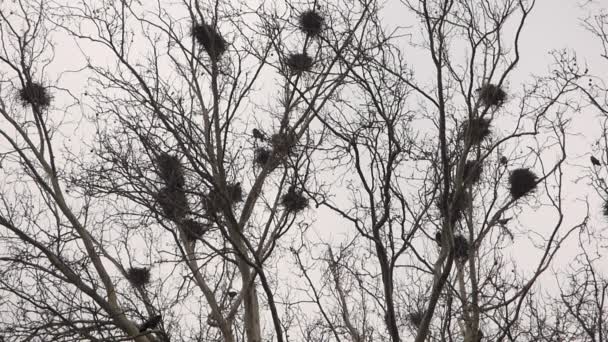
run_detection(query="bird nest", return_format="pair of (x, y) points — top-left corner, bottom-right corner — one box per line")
(127, 267), (151, 287)
(463, 117), (491, 145)
(192, 23), (227, 59)
(408, 310), (424, 328)
(437, 190), (470, 225)
(509, 168), (538, 200)
(298, 10), (324, 37)
(156, 186), (189, 220)
(181, 219), (209, 241)
(453, 234), (470, 260)
(156, 153), (185, 189)
(204, 182), (243, 214)
(254, 147), (272, 166)
(463, 160), (482, 184)
(286, 53), (314, 73)
(478, 83), (507, 108)
(19, 82), (51, 108)
(271, 131), (297, 157)
(281, 187), (308, 213)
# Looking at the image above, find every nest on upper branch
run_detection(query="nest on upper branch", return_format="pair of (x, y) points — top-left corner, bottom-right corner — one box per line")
(192, 23), (227, 59)
(156, 153), (185, 189)
(298, 10), (324, 37)
(181, 219), (209, 241)
(408, 310), (424, 328)
(477, 83), (507, 108)
(437, 190), (470, 225)
(19, 82), (51, 108)
(127, 267), (151, 287)
(286, 53), (314, 73)
(203, 182), (243, 214)
(254, 147), (272, 166)
(270, 131), (297, 157)
(281, 186), (308, 213)
(156, 186), (189, 220)
(463, 160), (482, 184)
(139, 314), (162, 332)
(508, 168), (538, 200)
(453, 234), (470, 260)
(463, 117), (492, 145)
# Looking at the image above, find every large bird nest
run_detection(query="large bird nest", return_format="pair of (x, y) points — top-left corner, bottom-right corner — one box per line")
(453, 234), (470, 260)
(437, 190), (470, 225)
(181, 219), (209, 241)
(156, 153), (185, 189)
(192, 23), (227, 59)
(463, 160), (482, 185)
(286, 53), (314, 73)
(204, 182), (243, 214)
(281, 187), (308, 213)
(156, 186), (189, 220)
(254, 147), (272, 166)
(408, 310), (424, 328)
(19, 82), (51, 108)
(463, 117), (491, 145)
(270, 131), (297, 157)
(298, 10), (324, 37)
(509, 168), (538, 200)
(478, 83), (507, 108)
(127, 267), (151, 287)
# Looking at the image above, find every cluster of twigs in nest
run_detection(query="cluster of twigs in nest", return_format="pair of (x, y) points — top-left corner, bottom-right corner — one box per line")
(181, 219), (209, 241)
(254, 147), (272, 166)
(463, 160), (482, 184)
(453, 234), (470, 260)
(509, 168), (538, 200)
(156, 153), (185, 189)
(19, 82), (51, 108)
(438, 190), (470, 226)
(478, 83), (507, 108)
(271, 131), (297, 157)
(286, 53), (314, 73)
(204, 182), (243, 214)
(156, 186), (190, 220)
(408, 310), (424, 328)
(127, 267), (151, 287)
(298, 10), (324, 37)
(281, 186), (308, 213)
(463, 117), (491, 145)
(192, 23), (227, 59)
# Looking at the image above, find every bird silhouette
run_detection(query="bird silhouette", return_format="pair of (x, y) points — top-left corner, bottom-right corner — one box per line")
(139, 314), (162, 332)
(499, 156), (508, 165)
(591, 156), (601, 166)
(252, 128), (266, 141)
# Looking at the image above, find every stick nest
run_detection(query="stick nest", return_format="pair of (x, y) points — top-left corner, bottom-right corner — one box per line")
(127, 267), (151, 287)
(509, 168), (538, 200)
(454, 234), (470, 260)
(281, 187), (308, 213)
(478, 83), (507, 108)
(463, 118), (491, 145)
(271, 131), (297, 157)
(298, 10), (324, 37)
(286, 53), (314, 73)
(156, 153), (185, 189)
(19, 82), (51, 108)
(156, 186), (189, 220)
(408, 310), (423, 328)
(463, 160), (482, 184)
(192, 23), (227, 59)
(181, 219), (209, 241)
(204, 182), (243, 214)
(437, 190), (470, 225)
(254, 147), (272, 166)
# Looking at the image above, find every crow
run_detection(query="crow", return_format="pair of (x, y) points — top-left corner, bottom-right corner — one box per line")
(227, 290), (238, 298)
(434, 231), (442, 245)
(252, 128), (266, 141)
(591, 156), (601, 166)
(139, 314), (162, 332)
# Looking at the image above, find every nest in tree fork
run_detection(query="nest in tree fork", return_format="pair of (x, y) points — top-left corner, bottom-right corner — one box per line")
(298, 10), (324, 37)
(204, 182), (243, 214)
(281, 187), (308, 213)
(478, 83), (506, 108)
(453, 234), (470, 260)
(463, 160), (482, 184)
(181, 219), (209, 241)
(463, 117), (491, 145)
(438, 190), (469, 225)
(156, 153), (185, 189)
(509, 168), (538, 200)
(127, 267), (151, 287)
(19, 82), (51, 108)
(156, 186), (189, 220)
(271, 131), (297, 157)
(408, 310), (423, 328)
(286, 53), (314, 73)
(254, 147), (272, 166)
(192, 23), (227, 59)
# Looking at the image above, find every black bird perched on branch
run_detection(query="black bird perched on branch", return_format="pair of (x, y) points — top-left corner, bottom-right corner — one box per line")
(252, 128), (266, 141)
(139, 314), (162, 332)
(591, 156), (601, 166)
